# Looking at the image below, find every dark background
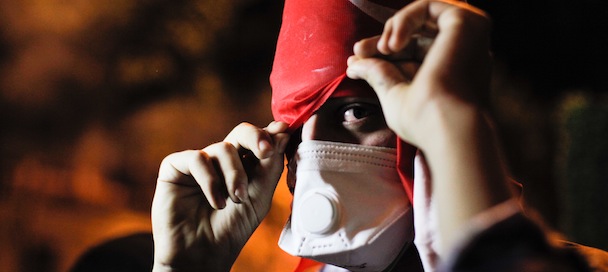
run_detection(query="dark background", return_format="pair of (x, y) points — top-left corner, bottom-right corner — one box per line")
(0, 0), (606, 271)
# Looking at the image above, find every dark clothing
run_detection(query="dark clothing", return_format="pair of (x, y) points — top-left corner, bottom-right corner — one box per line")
(70, 233), (153, 272)
(442, 213), (608, 272)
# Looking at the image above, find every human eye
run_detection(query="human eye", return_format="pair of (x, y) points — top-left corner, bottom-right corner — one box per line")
(341, 103), (379, 124)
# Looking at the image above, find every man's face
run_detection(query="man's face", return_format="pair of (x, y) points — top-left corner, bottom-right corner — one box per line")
(286, 94), (396, 192)
(301, 96), (396, 146)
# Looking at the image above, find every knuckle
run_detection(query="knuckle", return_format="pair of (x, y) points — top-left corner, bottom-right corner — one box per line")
(223, 169), (245, 187)
(205, 141), (234, 155)
(192, 153), (220, 186)
(235, 122), (258, 135)
(159, 153), (177, 168)
(228, 122), (266, 143)
(235, 121), (253, 128)
(159, 150), (189, 170)
(442, 6), (491, 33)
(157, 150), (202, 183)
(190, 151), (214, 174)
(215, 141), (234, 153)
(369, 61), (404, 88)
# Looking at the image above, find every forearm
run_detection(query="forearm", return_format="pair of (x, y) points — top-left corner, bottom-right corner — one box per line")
(422, 102), (513, 256)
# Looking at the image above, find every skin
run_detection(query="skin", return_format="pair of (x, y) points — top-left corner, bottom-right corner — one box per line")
(151, 1), (512, 271)
(300, 96), (396, 145)
(347, 0), (512, 257)
(152, 121), (290, 271)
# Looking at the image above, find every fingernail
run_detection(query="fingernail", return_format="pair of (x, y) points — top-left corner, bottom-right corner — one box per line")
(235, 184), (248, 202)
(216, 196), (226, 209)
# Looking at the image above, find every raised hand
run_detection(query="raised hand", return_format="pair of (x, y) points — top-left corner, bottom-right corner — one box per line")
(152, 121), (290, 272)
(347, 0), (512, 258)
(346, 0), (492, 150)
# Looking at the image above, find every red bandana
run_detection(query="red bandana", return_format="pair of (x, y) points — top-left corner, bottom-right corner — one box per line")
(270, 0), (416, 200)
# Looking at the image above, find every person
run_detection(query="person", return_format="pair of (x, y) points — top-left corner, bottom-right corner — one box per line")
(151, 0), (608, 271)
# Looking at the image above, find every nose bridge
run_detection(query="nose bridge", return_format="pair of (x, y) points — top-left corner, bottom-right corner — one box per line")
(300, 115), (320, 141)
(302, 113), (354, 143)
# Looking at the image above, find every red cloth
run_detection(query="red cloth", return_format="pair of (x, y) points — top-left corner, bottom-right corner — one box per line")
(270, 0), (415, 192)
(270, 0), (411, 130)
(293, 258), (324, 272)
(270, 0), (415, 200)
(270, 2), (416, 271)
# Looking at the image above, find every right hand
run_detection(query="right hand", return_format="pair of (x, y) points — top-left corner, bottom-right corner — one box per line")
(151, 121), (290, 272)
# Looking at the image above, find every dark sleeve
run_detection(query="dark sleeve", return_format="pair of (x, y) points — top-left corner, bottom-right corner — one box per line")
(439, 213), (592, 272)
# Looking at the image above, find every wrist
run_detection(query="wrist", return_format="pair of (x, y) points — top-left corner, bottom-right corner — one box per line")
(416, 98), (482, 155)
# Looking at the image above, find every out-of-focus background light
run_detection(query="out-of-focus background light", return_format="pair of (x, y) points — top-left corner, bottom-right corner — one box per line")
(0, 0), (606, 271)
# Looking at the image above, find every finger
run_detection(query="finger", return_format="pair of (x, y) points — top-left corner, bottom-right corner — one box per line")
(355, 35), (423, 63)
(377, 15), (396, 55)
(265, 121), (289, 135)
(383, 3), (429, 54)
(190, 150), (229, 209)
(233, 121), (289, 179)
(353, 35), (381, 58)
(416, 1), (491, 92)
(348, 55), (419, 80)
(249, 131), (290, 199)
(347, 55), (423, 141)
(346, 56), (409, 95)
(159, 150), (228, 209)
(204, 142), (248, 204)
(377, 1), (418, 55)
(222, 122), (290, 204)
(379, 0), (482, 54)
(256, 126), (290, 181)
(224, 122), (274, 159)
(271, 131), (290, 155)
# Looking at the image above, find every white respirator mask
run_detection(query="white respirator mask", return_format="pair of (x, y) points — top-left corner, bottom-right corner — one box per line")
(278, 140), (414, 272)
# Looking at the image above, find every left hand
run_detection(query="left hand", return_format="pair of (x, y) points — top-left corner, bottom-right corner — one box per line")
(346, 0), (492, 152)
(348, 0), (512, 258)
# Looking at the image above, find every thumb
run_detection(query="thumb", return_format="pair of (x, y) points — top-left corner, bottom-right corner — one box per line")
(248, 131), (290, 201)
(346, 56), (409, 97)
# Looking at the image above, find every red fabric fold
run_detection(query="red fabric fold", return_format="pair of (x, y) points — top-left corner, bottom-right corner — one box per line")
(270, 0), (391, 131)
(270, 0), (416, 200)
